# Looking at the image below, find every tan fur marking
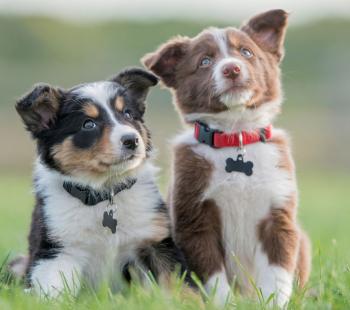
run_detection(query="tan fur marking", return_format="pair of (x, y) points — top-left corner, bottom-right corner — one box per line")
(171, 144), (225, 281)
(114, 96), (125, 112)
(52, 127), (115, 176)
(83, 104), (99, 118)
(151, 213), (170, 243)
(37, 89), (60, 112)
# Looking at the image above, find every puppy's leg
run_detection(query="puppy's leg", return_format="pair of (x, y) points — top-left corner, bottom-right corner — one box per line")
(171, 145), (230, 304)
(256, 205), (300, 307)
(296, 230), (311, 288)
(176, 199), (230, 305)
(28, 254), (82, 298)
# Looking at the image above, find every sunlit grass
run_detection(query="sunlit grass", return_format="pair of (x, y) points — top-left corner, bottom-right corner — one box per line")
(0, 173), (349, 309)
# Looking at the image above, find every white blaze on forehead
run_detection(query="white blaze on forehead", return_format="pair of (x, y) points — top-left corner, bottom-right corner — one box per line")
(73, 81), (117, 106)
(73, 81), (119, 123)
(210, 28), (229, 57)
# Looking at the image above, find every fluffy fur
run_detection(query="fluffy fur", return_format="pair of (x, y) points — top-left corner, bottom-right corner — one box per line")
(143, 9), (311, 307)
(13, 68), (192, 297)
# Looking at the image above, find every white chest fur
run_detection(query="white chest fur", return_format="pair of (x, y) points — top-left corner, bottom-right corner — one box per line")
(34, 161), (162, 287)
(174, 129), (296, 288)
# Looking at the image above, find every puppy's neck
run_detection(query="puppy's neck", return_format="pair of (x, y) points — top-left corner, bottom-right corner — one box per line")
(184, 99), (281, 132)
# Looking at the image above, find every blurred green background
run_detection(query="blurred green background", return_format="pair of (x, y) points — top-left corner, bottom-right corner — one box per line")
(1, 16), (349, 176)
(0, 10), (350, 307)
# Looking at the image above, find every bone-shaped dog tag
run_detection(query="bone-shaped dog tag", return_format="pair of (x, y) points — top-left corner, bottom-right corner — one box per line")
(225, 154), (254, 176)
(102, 210), (117, 234)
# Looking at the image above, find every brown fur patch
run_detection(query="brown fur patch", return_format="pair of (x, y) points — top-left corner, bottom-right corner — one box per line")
(114, 96), (125, 112)
(240, 9), (288, 61)
(142, 36), (191, 88)
(83, 104), (99, 118)
(258, 197), (299, 273)
(52, 127), (115, 176)
(173, 31), (227, 114)
(171, 144), (225, 281)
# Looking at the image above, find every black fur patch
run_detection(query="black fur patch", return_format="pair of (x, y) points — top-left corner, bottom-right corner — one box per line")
(25, 192), (62, 284)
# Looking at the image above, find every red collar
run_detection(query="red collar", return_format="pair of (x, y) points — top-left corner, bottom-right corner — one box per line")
(194, 122), (272, 148)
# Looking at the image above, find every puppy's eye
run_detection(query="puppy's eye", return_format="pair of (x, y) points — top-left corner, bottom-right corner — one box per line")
(123, 109), (133, 120)
(240, 47), (253, 58)
(200, 56), (212, 67)
(82, 119), (96, 130)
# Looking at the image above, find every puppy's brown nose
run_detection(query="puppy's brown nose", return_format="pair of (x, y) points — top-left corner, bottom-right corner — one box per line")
(222, 63), (241, 79)
(121, 134), (139, 150)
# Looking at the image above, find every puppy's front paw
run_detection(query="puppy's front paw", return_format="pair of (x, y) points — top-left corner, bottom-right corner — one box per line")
(258, 266), (293, 308)
(205, 270), (232, 307)
(30, 256), (81, 298)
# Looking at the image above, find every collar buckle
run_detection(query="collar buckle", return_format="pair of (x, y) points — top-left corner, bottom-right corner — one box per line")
(197, 122), (217, 148)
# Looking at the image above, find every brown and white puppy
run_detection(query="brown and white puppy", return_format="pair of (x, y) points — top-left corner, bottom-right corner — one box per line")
(13, 68), (193, 297)
(143, 10), (311, 306)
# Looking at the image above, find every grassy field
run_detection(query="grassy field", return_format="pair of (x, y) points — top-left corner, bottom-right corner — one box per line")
(0, 173), (349, 309)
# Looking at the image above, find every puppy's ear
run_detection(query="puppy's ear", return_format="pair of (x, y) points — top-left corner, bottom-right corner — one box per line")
(111, 67), (158, 115)
(16, 84), (63, 135)
(141, 36), (190, 88)
(241, 9), (289, 62)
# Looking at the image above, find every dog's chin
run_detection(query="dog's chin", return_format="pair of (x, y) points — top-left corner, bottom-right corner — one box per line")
(219, 88), (253, 109)
(108, 154), (145, 177)
(69, 154), (146, 187)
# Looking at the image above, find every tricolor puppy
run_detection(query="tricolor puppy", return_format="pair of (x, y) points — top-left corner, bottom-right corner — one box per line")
(14, 68), (192, 297)
(143, 10), (311, 306)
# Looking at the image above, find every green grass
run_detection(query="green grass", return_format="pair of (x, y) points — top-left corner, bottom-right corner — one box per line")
(0, 173), (350, 309)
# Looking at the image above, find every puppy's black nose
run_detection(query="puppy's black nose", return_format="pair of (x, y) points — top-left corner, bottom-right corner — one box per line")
(121, 134), (139, 150)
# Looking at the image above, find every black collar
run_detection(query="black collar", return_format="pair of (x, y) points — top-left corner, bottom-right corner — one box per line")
(63, 178), (137, 206)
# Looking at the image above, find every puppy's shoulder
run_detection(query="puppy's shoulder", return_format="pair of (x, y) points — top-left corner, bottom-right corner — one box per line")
(268, 127), (295, 173)
(171, 130), (213, 182)
(172, 129), (198, 149)
(268, 127), (292, 150)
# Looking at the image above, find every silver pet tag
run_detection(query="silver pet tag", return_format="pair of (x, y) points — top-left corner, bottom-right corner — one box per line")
(102, 188), (117, 234)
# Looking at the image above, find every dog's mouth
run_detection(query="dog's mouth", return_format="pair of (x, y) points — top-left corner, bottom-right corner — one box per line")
(218, 81), (250, 96)
(98, 153), (142, 168)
